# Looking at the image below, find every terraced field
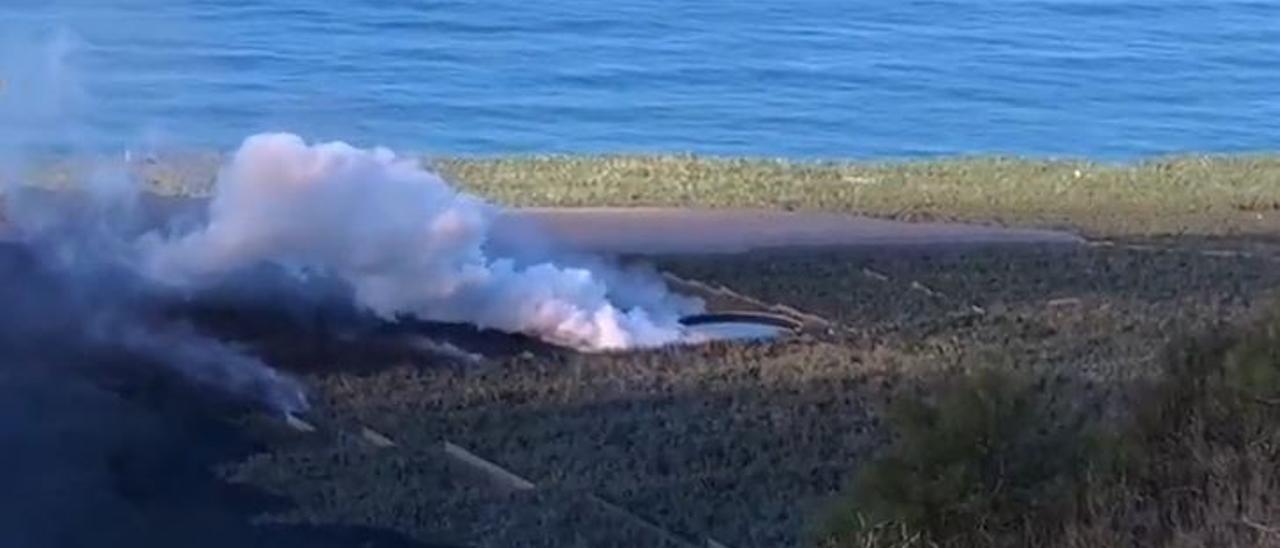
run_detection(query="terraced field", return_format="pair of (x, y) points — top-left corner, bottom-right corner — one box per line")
(224, 239), (1280, 547)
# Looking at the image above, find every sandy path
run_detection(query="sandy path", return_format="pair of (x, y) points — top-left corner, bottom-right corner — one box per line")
(495, 207), (1081, 254)
(0, 190), (1081, 252)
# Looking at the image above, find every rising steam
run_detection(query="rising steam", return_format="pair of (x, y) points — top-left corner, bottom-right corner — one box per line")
(138, 133), (700, 350)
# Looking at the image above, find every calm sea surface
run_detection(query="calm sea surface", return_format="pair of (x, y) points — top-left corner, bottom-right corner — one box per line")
(1, 1), (1278, 158)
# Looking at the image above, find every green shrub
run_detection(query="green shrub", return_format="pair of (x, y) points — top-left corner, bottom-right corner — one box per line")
(818, 307), (1280, 548)
(1089, 315), (1280, 546)
(816, 368), (1093, 547)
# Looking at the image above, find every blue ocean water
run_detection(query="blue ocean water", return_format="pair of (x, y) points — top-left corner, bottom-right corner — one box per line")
(1, 1), (1277, 158)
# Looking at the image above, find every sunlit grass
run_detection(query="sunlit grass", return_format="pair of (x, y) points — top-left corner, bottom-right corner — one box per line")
(25, 152), (1280, 238)
(434, 154), (1280, 237)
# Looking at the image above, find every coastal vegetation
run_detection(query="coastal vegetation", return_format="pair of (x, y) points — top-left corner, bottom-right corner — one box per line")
(28, 152), (1280, 237)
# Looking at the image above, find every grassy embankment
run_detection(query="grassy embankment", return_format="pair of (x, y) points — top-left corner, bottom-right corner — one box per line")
(433, 154), (1280, 238)
(72, 151), (1280, 238)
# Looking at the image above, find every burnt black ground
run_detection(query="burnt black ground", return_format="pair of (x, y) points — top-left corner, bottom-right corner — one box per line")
(0, 243), (453, 548)
(0, 368), (441, 548)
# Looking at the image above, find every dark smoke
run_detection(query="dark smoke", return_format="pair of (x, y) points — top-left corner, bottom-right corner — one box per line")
(0, 28), (433, 548)
(0, 238), (440, 548)
(0, 183), (311, 416)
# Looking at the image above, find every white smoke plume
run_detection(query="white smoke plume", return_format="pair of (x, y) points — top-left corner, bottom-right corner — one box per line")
(139, 132), (701, 350)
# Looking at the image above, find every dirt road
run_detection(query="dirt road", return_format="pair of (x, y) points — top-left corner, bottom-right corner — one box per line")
(495, 207), (1082, 254)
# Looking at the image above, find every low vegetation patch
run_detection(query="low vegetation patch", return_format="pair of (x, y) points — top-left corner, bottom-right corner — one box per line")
(816, 307), (1280, 547)
(815, 367), (1094, 547)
